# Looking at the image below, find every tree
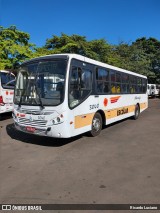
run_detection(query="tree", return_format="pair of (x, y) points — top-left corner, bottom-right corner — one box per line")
(39, 33), (113, 63)
(132, 37), (160, 83)
(111, 41), (157, 83)
(38, 34), (160, 83)
(0, 25), (35, 70)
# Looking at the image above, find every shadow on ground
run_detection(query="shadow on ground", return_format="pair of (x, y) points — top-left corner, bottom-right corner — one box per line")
(0, 112), (12, 121)
(6, 123), (83, 147)
(6, 116), (134, 147)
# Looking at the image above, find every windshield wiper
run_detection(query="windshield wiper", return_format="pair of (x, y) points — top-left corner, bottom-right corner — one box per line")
(18, 89), (25, 108)
(34, 62), (44, 110)
(34, 82), (44, 110)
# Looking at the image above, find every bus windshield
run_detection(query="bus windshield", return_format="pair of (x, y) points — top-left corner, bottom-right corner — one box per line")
(1, 72), (15, 89)
(14, 59), (67, 107)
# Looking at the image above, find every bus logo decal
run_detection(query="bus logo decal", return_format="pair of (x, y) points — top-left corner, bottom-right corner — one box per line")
(29, 116), (33, 121)
(103, 98), (108, 107)
(117, 108), (128, 116)
(110, 96), (121, 104)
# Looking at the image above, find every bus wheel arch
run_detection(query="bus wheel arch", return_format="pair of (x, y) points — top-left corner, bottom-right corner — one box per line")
(96, 110), (106, 127)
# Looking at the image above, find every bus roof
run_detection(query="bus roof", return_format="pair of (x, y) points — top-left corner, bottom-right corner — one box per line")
(21, 53), (147, 79)
(0, 70), (11, 73)
(0, 70), (15, 75)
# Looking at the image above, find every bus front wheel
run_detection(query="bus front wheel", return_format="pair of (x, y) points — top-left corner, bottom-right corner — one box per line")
(133, 104), (140, 120)
(89, 112), (102, 137)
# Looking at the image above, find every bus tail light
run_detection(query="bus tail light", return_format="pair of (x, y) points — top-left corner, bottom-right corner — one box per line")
(0, 96), (4, 106)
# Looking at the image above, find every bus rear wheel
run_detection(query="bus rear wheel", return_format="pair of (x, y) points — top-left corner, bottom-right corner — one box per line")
(89, 112), (102, 137)
(133, 104), (140, 120)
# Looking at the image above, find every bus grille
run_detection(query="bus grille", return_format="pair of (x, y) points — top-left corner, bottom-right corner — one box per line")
(18, 117), (47, 127)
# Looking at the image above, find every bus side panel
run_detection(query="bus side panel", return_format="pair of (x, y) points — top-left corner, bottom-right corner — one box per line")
(70, 93), (148, 137)
(0, 89), (14, 114)
(70, 95), (98, 137)
(0, 71), (15, 114)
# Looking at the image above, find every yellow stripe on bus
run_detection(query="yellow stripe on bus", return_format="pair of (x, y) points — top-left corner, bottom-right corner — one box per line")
(74, 102), (147, 129)
(75, 113), (94, 129)
(140, 102), (147, 109)
(105, 105), (135, 119)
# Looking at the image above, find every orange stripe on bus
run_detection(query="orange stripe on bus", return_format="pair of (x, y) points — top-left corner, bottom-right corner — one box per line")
(75, 113), (94, 129)
(74, 102), (147, 129)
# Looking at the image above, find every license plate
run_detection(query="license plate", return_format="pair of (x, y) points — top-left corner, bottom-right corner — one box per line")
(26, 126), (36, 132)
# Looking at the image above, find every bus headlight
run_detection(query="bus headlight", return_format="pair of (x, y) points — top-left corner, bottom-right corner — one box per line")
(57, 117), (60, 123)
(51, 116), (63, 125)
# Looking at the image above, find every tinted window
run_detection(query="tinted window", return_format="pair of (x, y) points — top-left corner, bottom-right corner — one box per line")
(142, 79), (147, 93)
(69, 66), (92, 108)
(116, 72), (121, 83)
(122, 73), (129, 83)
(1, 72), (15, 89)
(110, 70), (115, 82)
(96, 68), (110, 94)
(130, 75), (137, 93)
(14, 59), (67, 106)
(121, 73), (129, 93)
(137, 78), (142, 93)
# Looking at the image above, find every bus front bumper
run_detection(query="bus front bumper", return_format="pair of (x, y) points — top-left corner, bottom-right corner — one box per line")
(14, 121), (54, 136)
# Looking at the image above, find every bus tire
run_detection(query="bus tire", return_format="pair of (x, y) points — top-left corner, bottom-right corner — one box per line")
(89, 112), (102, 137)
(133, 104), (140, 120)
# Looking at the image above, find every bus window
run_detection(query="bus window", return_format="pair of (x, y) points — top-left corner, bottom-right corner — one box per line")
(116, 84), (121, 93)
(137, 78), (142, 93)
(130, 75), (137, 93)
(116, 72), (121, 93)
(96, 68), (109, 94)
(142, 79), (147, 93)
(110, 70), (116, 94)
(122, 84), (129, 94)
(69, 67), (92, 108)
(122, 73), (129, 94)
(1, 72), (15, 89)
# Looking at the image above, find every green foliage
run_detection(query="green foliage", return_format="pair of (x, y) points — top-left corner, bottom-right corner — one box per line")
(132, 37), (160, 83)
(0, 25), (160, 83)
(0, 25), (35, 70)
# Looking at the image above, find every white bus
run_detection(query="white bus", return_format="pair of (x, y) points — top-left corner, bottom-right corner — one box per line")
(0, 70), (15, 114)
(12, 54), (148, 138)
(147, 84), (160, 97)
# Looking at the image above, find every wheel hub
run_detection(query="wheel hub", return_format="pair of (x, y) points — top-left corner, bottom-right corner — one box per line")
(93, 118), (100, 132)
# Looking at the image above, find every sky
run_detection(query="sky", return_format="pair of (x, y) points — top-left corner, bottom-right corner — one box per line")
(0, 0), (160, 47)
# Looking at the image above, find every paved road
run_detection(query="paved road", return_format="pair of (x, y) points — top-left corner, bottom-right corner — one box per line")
(0, 99), (160, 212)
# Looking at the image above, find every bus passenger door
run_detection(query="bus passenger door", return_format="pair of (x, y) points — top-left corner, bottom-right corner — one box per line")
(68, 60), (96, 134)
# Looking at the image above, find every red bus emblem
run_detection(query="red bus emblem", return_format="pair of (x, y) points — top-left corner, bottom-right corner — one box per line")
(103, 98), (108, 107)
